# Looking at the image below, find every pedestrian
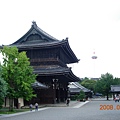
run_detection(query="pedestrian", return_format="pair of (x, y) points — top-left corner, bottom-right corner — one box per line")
(35, 103), (38, 111)
(115, 96), (119, 102)
(29, 104), (33, 111)
(66, 98), (70, 106)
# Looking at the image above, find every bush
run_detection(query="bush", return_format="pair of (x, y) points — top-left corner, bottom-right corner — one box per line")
(77, 91), (85, 101)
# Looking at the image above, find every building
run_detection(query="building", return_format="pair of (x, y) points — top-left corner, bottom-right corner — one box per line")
(6, 21), (80, 106)
(110, 85), (120, 99)
(68, 82), (91, 99)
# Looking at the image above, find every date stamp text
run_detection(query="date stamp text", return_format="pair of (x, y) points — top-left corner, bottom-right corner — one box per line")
(100, 104), (120, 110)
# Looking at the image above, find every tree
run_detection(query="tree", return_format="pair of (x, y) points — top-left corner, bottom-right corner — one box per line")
(76, 91), (85, 101)
(0, 64), (7, 109)
(0, 46), (36, 111)
(80, 78), (96, 92)
(94, 73), (115, 100)
(113, 77), (120, 85)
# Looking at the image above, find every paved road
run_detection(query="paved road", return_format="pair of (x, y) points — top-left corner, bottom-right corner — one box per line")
(0, 100), (120, 120)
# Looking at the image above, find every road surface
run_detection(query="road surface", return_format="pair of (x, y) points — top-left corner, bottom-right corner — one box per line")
(0, 100), (120, 120)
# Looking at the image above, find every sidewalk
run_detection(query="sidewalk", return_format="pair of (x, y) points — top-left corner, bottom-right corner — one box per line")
(45, 100), (81, 107)
(90, 97), (114, 101)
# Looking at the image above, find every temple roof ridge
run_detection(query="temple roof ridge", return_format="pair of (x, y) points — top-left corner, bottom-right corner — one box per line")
(11, 21), (59, 45)
(32, 21), (58, 41)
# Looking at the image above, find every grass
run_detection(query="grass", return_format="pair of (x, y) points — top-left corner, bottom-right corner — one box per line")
(0, 107), (29, 114)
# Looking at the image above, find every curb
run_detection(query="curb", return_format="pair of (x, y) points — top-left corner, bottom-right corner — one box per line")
(72, 101), (89, 108)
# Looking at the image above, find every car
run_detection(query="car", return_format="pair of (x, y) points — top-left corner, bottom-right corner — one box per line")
(95, 93), (102, 96)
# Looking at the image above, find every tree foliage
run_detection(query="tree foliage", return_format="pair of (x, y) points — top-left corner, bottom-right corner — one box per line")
(0, 64), (8, 109)
(0, 46), (36, 111)
(80, 78), (96, 92)
(76, 90), (85, 101)
(94, 73), (115, 100)
(113, 77), (120, 85)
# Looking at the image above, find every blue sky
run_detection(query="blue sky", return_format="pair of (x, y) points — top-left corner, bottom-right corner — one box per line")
(0, 0), (120, 78)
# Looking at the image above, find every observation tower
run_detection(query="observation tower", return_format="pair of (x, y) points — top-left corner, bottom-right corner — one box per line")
(92, 51), (97, 59)
(91, 50), (97, 77)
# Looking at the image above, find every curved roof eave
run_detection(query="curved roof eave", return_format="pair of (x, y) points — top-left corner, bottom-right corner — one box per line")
(10, 39), (67, 49)
(11, 39), (79, 63)
(32, 81), (48, 89)
(61, 39), (80, 63)
(11, 22), (59, 45)
(34, 67), (80, 82)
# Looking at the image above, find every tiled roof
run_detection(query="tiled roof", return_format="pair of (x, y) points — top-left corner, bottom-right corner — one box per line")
(33, 66), (80, 82)
(68, 82), (91, 93)
(35, 22), (58, 41)
(32, 81), (48, 89)
(111, 85), (120, 92)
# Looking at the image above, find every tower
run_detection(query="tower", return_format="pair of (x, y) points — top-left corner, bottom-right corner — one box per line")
(91, 50), (97, 77)
(92, 51), (97, 59)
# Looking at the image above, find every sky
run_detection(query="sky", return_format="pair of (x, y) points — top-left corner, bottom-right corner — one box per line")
(0, 0), (120, 78)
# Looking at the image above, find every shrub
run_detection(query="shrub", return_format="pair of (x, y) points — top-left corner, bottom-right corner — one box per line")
(77, 91), (85, 101)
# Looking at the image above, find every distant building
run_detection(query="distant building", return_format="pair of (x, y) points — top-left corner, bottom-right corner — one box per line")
(110, 85), (120, 100)
(80, 77), (100, 81)
(110, 85), (120, 93)
(68, 82), (92, 98)
(90, 78), (100, 81)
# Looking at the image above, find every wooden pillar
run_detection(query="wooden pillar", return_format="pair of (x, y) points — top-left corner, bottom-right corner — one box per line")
(57, 86), (60, 103)
(53, 84), (56, 104)
(52, 78), (58, 104)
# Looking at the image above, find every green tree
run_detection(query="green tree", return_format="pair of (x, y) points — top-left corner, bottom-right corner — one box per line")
(113, 77), (120, 84)
(0, 64), (8, 109)
(0, 46), (36, 111)
(80, 79), (96, 92)
(94, 73), (115, 100)
(76, 90), (85, 101)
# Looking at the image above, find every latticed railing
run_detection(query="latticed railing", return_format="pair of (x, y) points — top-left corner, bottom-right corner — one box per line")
(30, 58), (67, 67)
(30, 58), (58, 62)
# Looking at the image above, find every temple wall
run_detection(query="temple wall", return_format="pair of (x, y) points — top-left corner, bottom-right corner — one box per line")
(2, 98), (24, 108)
(18, 98), (24, 107)
(2, 98), (10, 107)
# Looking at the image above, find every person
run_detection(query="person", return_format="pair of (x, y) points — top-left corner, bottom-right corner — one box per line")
(29, 104), (33, 111)
(66, 98), (70, 106)
(115, 96), (119, 102)
(35, 103), (38, 111)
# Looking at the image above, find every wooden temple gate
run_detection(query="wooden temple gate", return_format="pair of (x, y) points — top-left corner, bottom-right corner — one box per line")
(7, 21), (80, 105)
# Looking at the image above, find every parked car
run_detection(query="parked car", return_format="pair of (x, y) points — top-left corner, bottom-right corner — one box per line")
(95, 93), (102, 96)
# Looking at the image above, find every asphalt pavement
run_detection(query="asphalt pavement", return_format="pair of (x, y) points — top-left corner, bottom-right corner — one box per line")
(0, 100), (89, 119)
(1, 98), (119, 120)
